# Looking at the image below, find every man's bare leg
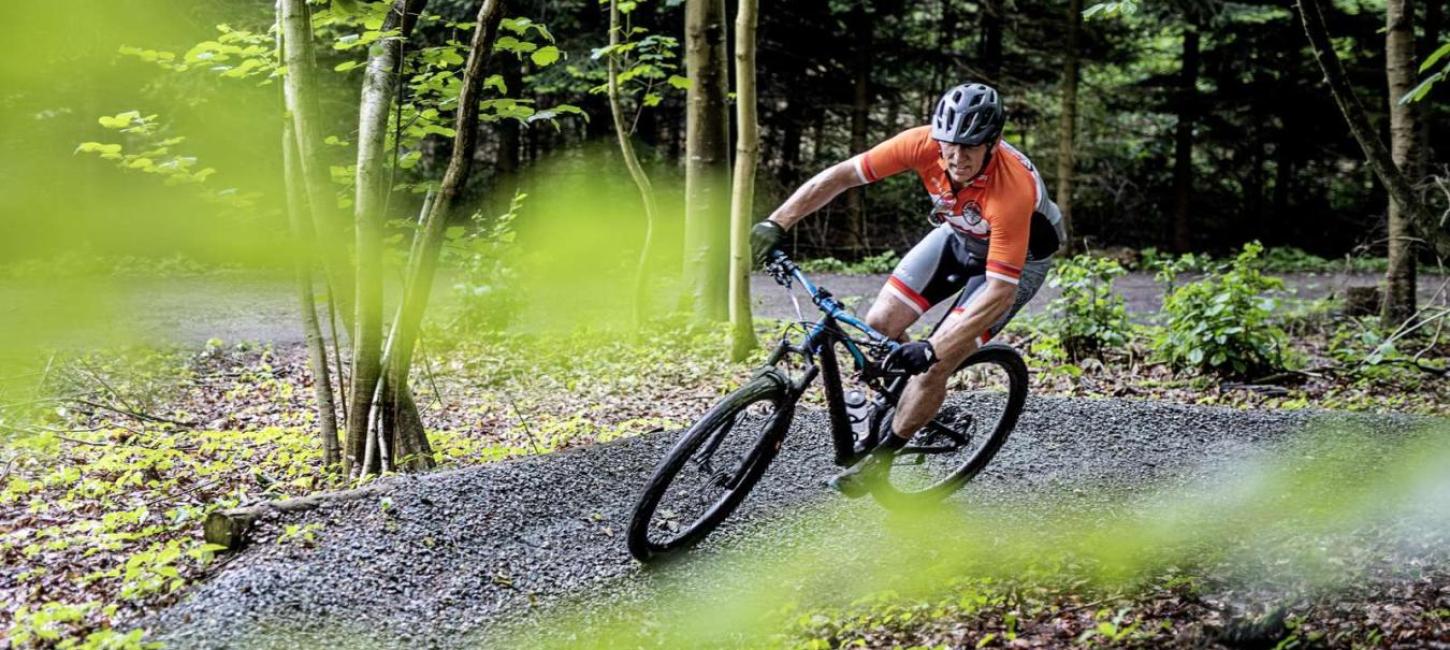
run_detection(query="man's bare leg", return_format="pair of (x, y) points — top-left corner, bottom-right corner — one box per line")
(890, 332), (978, 439)
(862, 290), (919, 343)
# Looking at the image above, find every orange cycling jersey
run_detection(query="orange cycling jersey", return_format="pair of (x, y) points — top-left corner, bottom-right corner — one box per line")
(850, 125), (1049, 285)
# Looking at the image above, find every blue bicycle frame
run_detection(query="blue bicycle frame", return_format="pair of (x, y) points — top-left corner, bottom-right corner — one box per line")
(761, 253), (904, 466)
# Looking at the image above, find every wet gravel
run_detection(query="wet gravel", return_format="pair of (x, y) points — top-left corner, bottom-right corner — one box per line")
(135, 396), (1387, 649)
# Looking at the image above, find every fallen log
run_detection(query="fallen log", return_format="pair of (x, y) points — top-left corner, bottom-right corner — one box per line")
(204, 483), (386, 551)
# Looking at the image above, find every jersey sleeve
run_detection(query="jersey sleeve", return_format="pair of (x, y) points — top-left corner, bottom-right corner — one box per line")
(851, 126), (936, 184)
(983, 184), (1035, 285)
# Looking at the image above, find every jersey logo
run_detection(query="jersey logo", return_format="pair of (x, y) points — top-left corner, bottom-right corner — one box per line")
(960, 200), (984, 226)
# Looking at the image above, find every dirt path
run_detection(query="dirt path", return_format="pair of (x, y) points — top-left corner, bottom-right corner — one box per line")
(136, 398), (1437, 648)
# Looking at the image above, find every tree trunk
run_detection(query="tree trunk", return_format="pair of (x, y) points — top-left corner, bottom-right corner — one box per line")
(497, 54), (523, 185)
(378, 0), (508, 471)
(1423, 0), (1441, 166)
(780, 98), (803, 187)
(1171, 23), (1200, 253)
(277, 10), (341, 470)
(347, 0), (427, 475)
(980, 0), (1004, 83)
(845, 2), (872, 254)
(730, 0), (760, 361)
(1384, 0), (1420, 325)
(683, 0), (732, 322)
(607, 0), (661, 326)
(1056, 0), (1082, 249)
(1297, 0), (1450, 261)
(280, 0), (355, 336)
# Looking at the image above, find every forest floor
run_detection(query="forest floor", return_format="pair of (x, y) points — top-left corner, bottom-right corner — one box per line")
(134, 398), (1449, 649)
(2, 270), (1447, 648)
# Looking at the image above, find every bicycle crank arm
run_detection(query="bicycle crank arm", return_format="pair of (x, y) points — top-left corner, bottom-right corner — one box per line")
(899, 444), (960, 456)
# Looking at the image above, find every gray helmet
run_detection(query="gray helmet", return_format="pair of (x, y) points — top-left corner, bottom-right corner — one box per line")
(931, 83), (1005, 146)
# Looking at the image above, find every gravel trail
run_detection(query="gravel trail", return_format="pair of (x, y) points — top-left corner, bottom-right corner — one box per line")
(139, 397), (1373, 648)
(10, 271), (1438, 347)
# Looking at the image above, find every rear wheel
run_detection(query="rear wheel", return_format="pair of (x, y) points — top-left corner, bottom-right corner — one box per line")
(869, 343), (1027, 508)
(626, 371), (796, 563)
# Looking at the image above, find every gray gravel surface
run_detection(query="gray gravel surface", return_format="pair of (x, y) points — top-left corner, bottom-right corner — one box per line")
(138, 396), (1378, 649)
(7, 271), (1440, 347)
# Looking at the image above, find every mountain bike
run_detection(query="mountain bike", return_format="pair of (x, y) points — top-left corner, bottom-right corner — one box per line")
(626, 251), (1028, 563)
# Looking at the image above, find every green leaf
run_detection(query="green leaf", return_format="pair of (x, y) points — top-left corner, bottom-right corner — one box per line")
(98, 111), (141, 129)
(1420, 42), (1450, 73)
(531, 45), (561, 67)
(667, 74), (690, 90)
(1399, 69), (1445, 105)
(332, 0), (359, 15)
(335, 60), (366, 73)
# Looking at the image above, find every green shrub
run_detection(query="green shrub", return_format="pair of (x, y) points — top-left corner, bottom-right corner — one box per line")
(447, 191), (525, 331)
(1156, 242), (1289, 377)
(1042, 255), (1130, 360)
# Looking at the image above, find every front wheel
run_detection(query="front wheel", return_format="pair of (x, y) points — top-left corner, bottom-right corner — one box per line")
(869, 343), (1028, 509)
(626, 370), (796, 563)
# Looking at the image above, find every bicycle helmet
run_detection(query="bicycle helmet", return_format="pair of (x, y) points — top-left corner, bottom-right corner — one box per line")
(930, 83), (1005, 146)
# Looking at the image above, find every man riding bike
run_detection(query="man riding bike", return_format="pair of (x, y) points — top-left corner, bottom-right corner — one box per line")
(750, 82), (1066, 497)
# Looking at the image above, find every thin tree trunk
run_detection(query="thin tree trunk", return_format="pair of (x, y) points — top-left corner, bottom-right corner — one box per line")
(1171, 23), (1200, 253)
(1384, 0), (1420, 324)
(981, 0), (1004, 83)
(683, 0), (732, 323)
(379, 0), (508, 471)
(497, 55), (523, 186)
(730, 0), (760, 361)
(280, 0), (355, 338)
(607, 0), (661, 327)
(780, 98), (803, 187)
(845, 2), (871, 254)
(277, 8), (340, 469)
(1297, 0), (1450, 260)
(347, 0), (427, 476)
(1424, 0), (1442, 166)
(1056, 0), (1082, 249)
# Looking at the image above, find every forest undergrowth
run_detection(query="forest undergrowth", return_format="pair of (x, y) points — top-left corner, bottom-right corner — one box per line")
(1, 292), (1446, 647)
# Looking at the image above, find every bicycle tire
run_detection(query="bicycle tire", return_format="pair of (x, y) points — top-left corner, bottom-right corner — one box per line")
(869, 343), (1028, 509)
(626, 370), (795, 563)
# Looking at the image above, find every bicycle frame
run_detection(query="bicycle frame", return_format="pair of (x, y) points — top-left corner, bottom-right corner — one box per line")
(762, 256), (904, 466)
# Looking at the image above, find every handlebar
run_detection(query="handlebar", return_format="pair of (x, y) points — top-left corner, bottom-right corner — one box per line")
(763, 249), (905, 374)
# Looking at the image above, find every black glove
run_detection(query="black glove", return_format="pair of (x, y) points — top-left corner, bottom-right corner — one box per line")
(750, 220), (786, 268)
(883, 341), (938, 376)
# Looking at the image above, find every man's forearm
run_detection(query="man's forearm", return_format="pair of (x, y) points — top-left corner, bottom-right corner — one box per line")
(768, 162), (857, 229)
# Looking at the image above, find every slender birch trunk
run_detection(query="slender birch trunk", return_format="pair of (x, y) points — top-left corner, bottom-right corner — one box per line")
(606, 0), (661, 327)
(379, 0), (508, 471)
(280, 0), (355, 331)
(1384, 0), (1420, 325)
(729, 0), (760, 361)
(347, 0), (428, 475)
(277, 4), (341, 469)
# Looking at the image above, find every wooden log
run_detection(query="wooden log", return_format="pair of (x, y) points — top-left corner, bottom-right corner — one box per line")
(204, 484), (386, 551)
